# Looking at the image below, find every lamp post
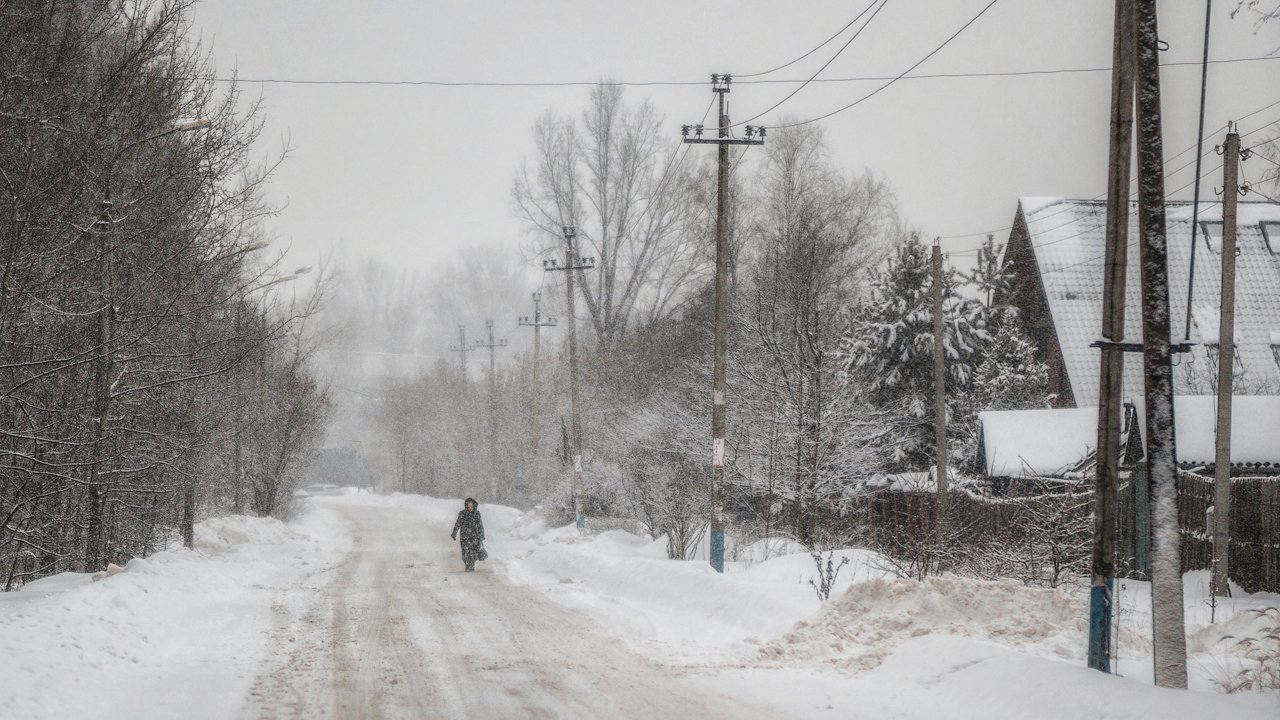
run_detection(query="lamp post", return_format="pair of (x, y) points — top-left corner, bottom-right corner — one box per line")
(83, 118), (213, 570)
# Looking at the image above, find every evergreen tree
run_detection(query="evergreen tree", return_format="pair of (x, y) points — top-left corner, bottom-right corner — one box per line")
(952, 315), (1052, 473)
(960, 234), (1013, 309)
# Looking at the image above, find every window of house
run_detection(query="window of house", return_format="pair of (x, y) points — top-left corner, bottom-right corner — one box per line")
(1262, 222), (1280, 254)
(1199, 221), (1223, 253)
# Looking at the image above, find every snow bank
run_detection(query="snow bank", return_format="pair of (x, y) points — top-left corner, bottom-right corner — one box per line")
(494, 519), (886, 662)
(0, 509), (348, 720)
(759, 575), (1145, 670)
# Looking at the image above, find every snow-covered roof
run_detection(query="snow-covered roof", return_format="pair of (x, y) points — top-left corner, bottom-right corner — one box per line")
(979, 407), (1098, 478)
(1130, 395), (1280, 468)
(982, 396), (1280, 476)
(1017, 198), (1280, 406)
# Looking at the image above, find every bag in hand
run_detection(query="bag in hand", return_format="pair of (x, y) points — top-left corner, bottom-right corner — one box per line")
(478, 544), (488, 562)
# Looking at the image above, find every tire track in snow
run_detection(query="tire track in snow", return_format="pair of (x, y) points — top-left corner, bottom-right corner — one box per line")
(245, 501), (767, 719)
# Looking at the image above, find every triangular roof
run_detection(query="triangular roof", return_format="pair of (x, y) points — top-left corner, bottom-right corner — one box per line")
(1015, 197), (1280, 406)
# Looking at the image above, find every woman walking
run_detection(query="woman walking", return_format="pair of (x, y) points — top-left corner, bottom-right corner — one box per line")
(450, 497), (486, 572)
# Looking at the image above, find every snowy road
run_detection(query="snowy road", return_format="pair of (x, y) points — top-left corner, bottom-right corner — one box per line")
(244, 502), (764, 719)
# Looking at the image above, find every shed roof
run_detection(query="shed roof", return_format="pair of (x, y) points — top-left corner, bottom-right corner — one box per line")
(981, 396), (1280, 478)
(979, 407), (1097, 479)
(1130, 395), (1280, 469)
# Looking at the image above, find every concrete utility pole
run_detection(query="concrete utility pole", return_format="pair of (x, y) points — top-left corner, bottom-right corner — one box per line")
(682, 73), (764, 573)
(931, 237), (949, 532)
(475, 320), (507, 501)
(543, 227), (595, 530)
(1133, 0), (1188, 689)
(518, 291), (557, 381)
(1089, 0), (1136, 674)
(1212, 126), (1244, 600)
(519, 293), (557, 452)
(449, 325), (473, 381)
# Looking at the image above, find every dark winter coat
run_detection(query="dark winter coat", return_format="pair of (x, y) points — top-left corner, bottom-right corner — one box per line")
(451, 509), (485, 548)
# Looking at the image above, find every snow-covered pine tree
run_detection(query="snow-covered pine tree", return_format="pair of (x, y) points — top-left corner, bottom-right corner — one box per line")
(960, 234), (1013, 309)
(969, 317), (1051, 412)
(840, 234), (989, 470)
(951, 315), (1052, 473)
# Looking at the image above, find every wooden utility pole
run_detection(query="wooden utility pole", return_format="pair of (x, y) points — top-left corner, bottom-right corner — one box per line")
(1133, 0), (1188, 689)
(682, 73), (764, 573)
(543, 227), (595, 529)
(1212, 126), (1242, 599)
(475, 320), (507, 501)
(1089, 0), (1136, 674)
(449, 325), (472, 381)
(931, 237), (949, 530)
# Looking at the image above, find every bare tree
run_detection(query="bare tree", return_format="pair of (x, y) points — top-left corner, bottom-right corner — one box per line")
(732, 124), (902, 546)
(512, 84), (710, 346)
(0, 0), (327, 583)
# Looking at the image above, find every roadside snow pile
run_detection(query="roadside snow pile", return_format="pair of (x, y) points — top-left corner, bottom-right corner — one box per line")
(0, 508), (346, 720)
(483, 505), (889, 663)
(196, 514), (311, 552)
(760, 575), (1141, 670)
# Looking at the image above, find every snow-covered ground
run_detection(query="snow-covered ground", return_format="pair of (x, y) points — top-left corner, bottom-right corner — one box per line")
(1, 491), (1276, 719)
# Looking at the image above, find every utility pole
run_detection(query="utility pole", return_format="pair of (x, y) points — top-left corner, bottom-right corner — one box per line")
(931, 237), (949, 532)
(1089, 0), (1136, 674)
(1133, 0), (1187, 689)
(543, 226), (595, 530)
(518, 291), (557, 381)
(682, 73), (764, 573)
(449, 325), (473, 381)
(518, 293), (557, 451)
(475, 320), (507, 502)
(1212, 126), (1244, 600)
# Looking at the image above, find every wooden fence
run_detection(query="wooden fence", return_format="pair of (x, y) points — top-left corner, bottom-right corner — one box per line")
(821, 473), (1280, 593)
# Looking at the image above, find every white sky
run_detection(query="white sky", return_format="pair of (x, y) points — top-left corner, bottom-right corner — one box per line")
(189, 0), (1279, 278)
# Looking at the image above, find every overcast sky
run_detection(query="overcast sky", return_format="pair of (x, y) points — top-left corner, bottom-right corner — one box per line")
(189, 0), (1278, 279)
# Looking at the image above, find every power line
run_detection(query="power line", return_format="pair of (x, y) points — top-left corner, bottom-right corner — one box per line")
(611, 96), (716, 248)
(938, 98), (1280, 244)
(738, 0), (882, 79)
(735, 0), (891, 127)
(190, 54), (1280, 89)
(764, 0), (1003, 130)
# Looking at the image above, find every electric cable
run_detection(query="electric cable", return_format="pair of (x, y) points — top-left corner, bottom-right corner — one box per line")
(938, 98), (1280, 243)
(735, 0), (891, 127)
(763, 0), (1002, 130)
(738, 0), (883, 78)
(192, 55), (1280, 88)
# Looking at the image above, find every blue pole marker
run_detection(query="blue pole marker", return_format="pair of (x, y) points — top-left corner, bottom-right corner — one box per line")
(1087, 576), (1113, 672)
(709, 528), (725, 573)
